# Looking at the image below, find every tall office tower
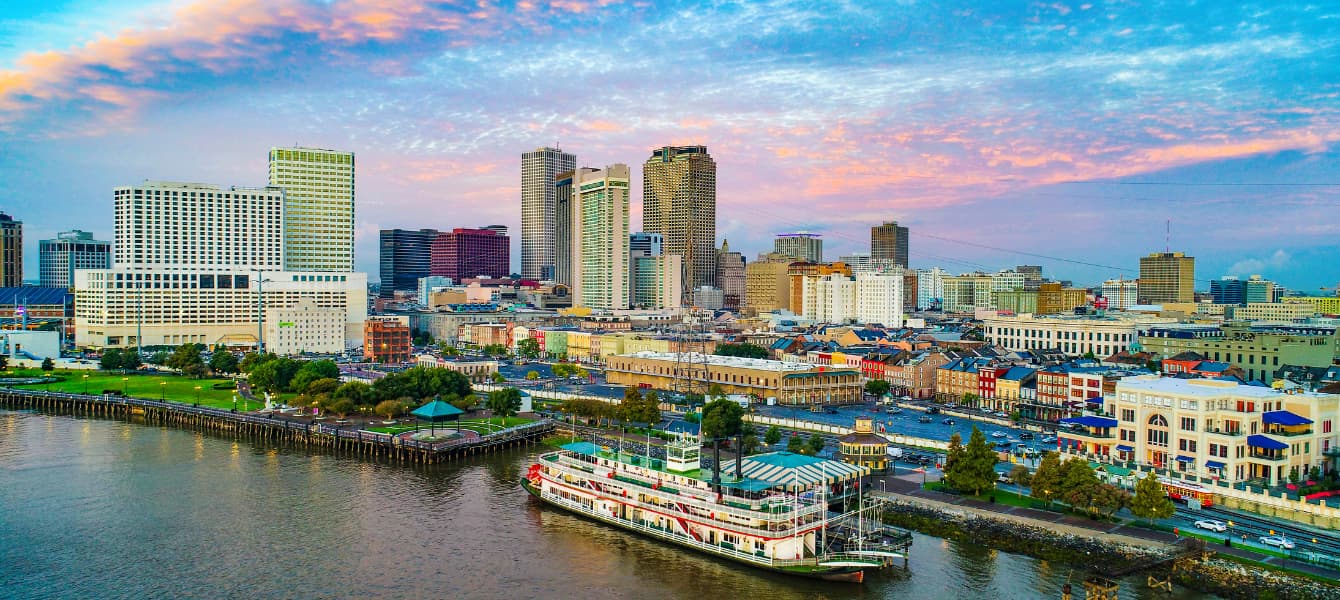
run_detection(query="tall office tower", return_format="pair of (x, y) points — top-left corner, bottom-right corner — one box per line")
(839, 252), (876, 273)
(268, 147), (356, 272)
(521, 147), (576, 280)
(0, 212), (22, 287)
(430, 227), (510, 281)
(1210, 276), (1244, 305)
(774, 232), (823, 263)
(553, 169), (582, 285)
(633, 255), (683, 309)
(1102, 278), (1139, 310)
(378, 229), (438, 298)
(570, 165), (630, 310)
(871, 221), (909, 268)
(1138, 251), (1195, 304)
(114, 181), (285, 270)
(39, 230), (111, 288)
(642, 145), (716, 294)
(628, 232), (664, 306)
(715, 239), (746, 311)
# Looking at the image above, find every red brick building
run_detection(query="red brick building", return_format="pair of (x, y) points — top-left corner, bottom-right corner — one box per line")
(363, 318), (412, 364)
(431, 228), (510, 281)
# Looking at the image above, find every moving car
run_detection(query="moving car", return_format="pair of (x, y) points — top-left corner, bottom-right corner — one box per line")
(1258, 535), (1295, 550)
(1019, 432), (1034, 440)
(1193, 519), (1227, 533)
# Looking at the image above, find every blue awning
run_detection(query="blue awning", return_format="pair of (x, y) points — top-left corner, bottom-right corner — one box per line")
(1205, 460), (1226, 469)
(1247, 434), (1289, 451)
(1116, 444), (1134, 452)
(1263, 410), (1313, 426)
(1175, 455), (1195, 463)
(1087, 396), (1104, 405)
(1059, 416), (1119, 428)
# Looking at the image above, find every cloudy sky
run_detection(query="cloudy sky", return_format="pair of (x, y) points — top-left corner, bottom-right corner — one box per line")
(2, 0), (1338, 291)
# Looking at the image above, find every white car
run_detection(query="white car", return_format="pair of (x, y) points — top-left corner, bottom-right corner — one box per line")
(1193, 519), (1226, 532)
(1259, 535), (1295, 550)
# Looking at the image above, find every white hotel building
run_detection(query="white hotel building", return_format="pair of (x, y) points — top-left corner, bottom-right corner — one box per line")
(983, 311), (1176, 357)
(75, 180), (366, 351)
(801, 272), (904, 326)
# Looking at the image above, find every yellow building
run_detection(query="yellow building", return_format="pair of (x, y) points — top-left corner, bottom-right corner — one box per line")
(744, 253), (793, 314)
(1283, 296), (1340, 316)
(839, 417), (889, 471)
(1037, 282), (1088, 315)
(605, 351), (862, 405)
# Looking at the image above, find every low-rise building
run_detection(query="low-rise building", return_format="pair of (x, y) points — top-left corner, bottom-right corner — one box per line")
(838, 417), (889, 471)
(364, 317), (412, 363)
(1283, 296), (1340, 316)
(1140, 324), (1339, 384)
(414, 354), (499, 381)
(264, 299), (348, 356)
(1228, 302), (1316, 323)
(984, 311), (1175, 358)
(605, 351), (862, 405)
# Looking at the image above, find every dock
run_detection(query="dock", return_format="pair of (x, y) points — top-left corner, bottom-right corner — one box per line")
(0, 389), (554, 464)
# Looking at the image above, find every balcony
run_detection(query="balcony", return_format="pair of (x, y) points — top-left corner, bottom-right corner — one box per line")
(1064, 429), (1116, 440)
(1248, 451), (1288, 462)
(1266, 428), (1312, 437)
(1205, 429), (1244, 437)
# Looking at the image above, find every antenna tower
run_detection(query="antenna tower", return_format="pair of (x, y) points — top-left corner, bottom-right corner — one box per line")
(672, 307), (709, 400)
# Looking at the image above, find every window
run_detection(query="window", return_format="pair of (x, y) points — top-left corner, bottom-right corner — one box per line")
(1148, 414), (1168, 427)
(1180, 417), (1196, 431)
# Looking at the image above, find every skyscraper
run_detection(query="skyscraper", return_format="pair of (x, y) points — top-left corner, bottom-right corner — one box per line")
(1138, 251), (1195, 304)
(774, 232), (823, 263)
(0, 212), (23, 287)
(39, 230), (111, 288)
(628, 232), (664, 306)
(571, 165), (630, 310)
(553, 169), (577, 285)
(431, 227), (510, 281)
(871, 221), (909, 268)
(715, 240), (746, 311)
(521, 147), (576, 280)
(642, 145), (716, 295)
(378, 229), (438, 298)
(268, 147), (356, 272)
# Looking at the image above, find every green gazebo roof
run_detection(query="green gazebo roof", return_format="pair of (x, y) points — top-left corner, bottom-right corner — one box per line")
(411, 398), (465, 421)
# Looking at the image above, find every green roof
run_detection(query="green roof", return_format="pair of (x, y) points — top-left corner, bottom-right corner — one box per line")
(561, 441), (603, 455)
(410, 399), (465, 421)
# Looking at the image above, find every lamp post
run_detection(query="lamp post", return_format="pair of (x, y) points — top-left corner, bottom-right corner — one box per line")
(194, 385), (201, 405)
(122, 376), (128, 395)
(256, 272), (273, 355)
(83, 374), (89, 395)
(160, 380), (166, 400)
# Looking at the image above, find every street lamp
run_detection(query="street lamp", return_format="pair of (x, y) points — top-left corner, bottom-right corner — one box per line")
(255, 272), (273, 355)
(194, 385), (201, 405)
(83, 374), (89, 395)
(160, 380), (166, 400)
(122, 376), (129, 395)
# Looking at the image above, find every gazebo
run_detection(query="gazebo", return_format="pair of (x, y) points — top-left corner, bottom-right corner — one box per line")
(411, 396), (465, 435)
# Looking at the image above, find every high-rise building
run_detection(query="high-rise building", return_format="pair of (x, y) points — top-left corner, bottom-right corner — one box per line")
(553, 169), (578, 285)
(744, 252), (793, 314)
(839, 252), (876, 273)
(788, 261), (852, 317)
(916, 268), (947, 311)
(774, 232), (822, 263)
(628, 232), (664, 306)
(632, 254), (683, 309)
(0, 213), (19, 287)
(715, 240), (746, 311)
(871, 221), (909, 268)
(1243, 275), (1278, 304)
(571, 165), (630, 310)
(799, 272), (904, 326)
(268, 147), (355, 272)
(39, 230), (111, 289)
(642, 145), (716, 294)
(1138, 251), (1195, 304)
(1102, 279), (1139, 310)
(378, 228), (438, 298)
(114, 181), (285, 270)
(431, 228), (510, 281)
(1210, 276), (1244, 305)
(521, 147), (576, 280)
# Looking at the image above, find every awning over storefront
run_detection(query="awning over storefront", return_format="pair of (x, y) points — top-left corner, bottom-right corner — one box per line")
(1205, 460), (1226, 469)
(1116, 444), (1134, 452)
(1262, 410), (1313, 426)
(1175, 455), (1195, 463)
(1247, 434), (1288, 451)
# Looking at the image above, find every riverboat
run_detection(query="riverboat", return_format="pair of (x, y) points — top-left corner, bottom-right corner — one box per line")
(522, 437), (909, 583)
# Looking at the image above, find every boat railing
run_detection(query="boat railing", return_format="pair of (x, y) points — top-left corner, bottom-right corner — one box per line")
(541, 455), (827, 525)
(541, 489), (818, 568)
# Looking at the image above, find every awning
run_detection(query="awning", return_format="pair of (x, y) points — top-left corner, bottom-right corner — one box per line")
(1247, 434), (1289, 451)
(1116, 444), (1134, 452)
(1263, 410), (1313, 426)
(1087, 396), (1105, 405)
(1205, 460), (1226, 469)
(1175, 455), (1195, 463)
(1059, 416), (1119, 428)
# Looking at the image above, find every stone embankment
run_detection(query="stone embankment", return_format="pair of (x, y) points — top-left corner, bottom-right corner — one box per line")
(881, 500), (1340, 600)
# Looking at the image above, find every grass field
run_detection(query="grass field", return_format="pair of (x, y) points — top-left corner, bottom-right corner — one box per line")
(365, 416), (535, 435)
(1, 369), (281, 410)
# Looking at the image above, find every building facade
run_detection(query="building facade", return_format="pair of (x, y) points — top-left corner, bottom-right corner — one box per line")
(744, 253), (792, 314)
(431, 227), (510, 281)
(984, 312), (1175, 357)
(265, 299), (348, 355)
(1138, 252), (1195, 304)
(268, 147), (355, 272)
(1139, 324), (1339, 384)
(364, 317), (412, 363)
(1284, 296), (1340, 316)
(870, 221), (909, 268)
(632, 254), (683, 309)
(114, 181), (285, 270)
(553, 169), (577, 285)
(379, 228), (437, 298)
(774, 233), (823, 263)
(521, 147), (577, 280)
(1102, 279), (1139, 310)
(715, 240), (746, 311)
(571, 165), (631, 310)
(0, 213), (19, 287)
(605, 351), (863, 405)
(39, 230), (110, 289)
(642, 146), (716, 293)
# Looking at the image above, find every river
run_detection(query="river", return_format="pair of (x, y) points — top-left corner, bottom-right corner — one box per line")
(0, 410), (1212, 599)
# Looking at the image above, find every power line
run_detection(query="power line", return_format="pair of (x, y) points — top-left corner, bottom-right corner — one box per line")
(1060, 181), (1340, 187)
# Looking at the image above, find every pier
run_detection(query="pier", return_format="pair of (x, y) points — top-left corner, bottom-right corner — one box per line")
(0, 389), (554, 464)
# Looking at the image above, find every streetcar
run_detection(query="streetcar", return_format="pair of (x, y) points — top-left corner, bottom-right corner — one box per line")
(1158, 476), (1214, 508)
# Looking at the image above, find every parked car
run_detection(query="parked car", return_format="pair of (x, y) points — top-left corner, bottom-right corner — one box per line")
(1193, 519), (1227, 532)
(1259, 536), (1295, 550)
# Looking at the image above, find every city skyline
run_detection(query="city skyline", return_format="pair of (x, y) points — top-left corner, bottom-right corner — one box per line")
(1, 2), (1338, 289)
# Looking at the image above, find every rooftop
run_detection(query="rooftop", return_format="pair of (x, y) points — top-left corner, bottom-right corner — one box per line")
(616, 351), (820, 372)
(1117, 375), (1334, 400)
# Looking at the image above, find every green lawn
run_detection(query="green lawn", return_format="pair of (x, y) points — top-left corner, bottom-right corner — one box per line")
(1, 369), (273, 411)
(365, 416), (535, 435)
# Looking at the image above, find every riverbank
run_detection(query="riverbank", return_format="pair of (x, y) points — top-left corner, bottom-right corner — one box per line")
(878, 497), (1340, 599)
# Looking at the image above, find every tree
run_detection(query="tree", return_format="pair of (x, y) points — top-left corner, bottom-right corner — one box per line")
(701, 398), (745, 485)
(764, 425), (783, 446)
(739, 424), (761, 456)
(209, 351), (239, 374)
(121, 350), (142, 371)
(1130, 472), (1175, 524)
(165, 343), (206, 376)
(943, 432), (965, 488)
(787, 434), (805, 453)
(374, 399), (403, 420)
(525, 370), (539, 380)
(1009, 465), (1032, 499)
(961, 392), (978, 407)
(1090, 484), (1130, 519)
(412, 331), (434, 347)
(1059, 458), (1100, 509)
(305, 377), (340, 397)
(864, 379), (891, 398)
(149, 350), (172, 365)
(1030, 451), (1064, 507)
(486, 388), (523, 424)
(238, 351), (274, 373)
(490, 371), (506, 384)
(517, 338), (541, 359)
(101, 348), (123, 371)
(683, 411), (700, 424)
(41, 357), (55, 372)
(449, 393), (477, 411)
(0, 354), (8, 371)
(945, 426), (997, 496)
(714, 343), (770, 359)
(326, 397), (355, 419)
(370, 366), (472, 402)
(552, 362), (571, 379)
(806, 433), (825, 456)
(437, 342), (460, 357)
(708, 383), (727, 402)
(333, 381), (373, 406)
(620, 386), (645, 423)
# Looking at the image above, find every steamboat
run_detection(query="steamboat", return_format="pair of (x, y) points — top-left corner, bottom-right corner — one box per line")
(522, 436), (911, 582)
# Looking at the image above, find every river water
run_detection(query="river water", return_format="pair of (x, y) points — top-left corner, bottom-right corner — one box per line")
(0, 410), (1212, 599)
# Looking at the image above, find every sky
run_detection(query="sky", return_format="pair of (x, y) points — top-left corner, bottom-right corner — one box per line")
(1, 0), (1338, 292)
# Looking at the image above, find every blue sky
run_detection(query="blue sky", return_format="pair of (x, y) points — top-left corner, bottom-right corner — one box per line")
(1, 0), (1338, 291)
